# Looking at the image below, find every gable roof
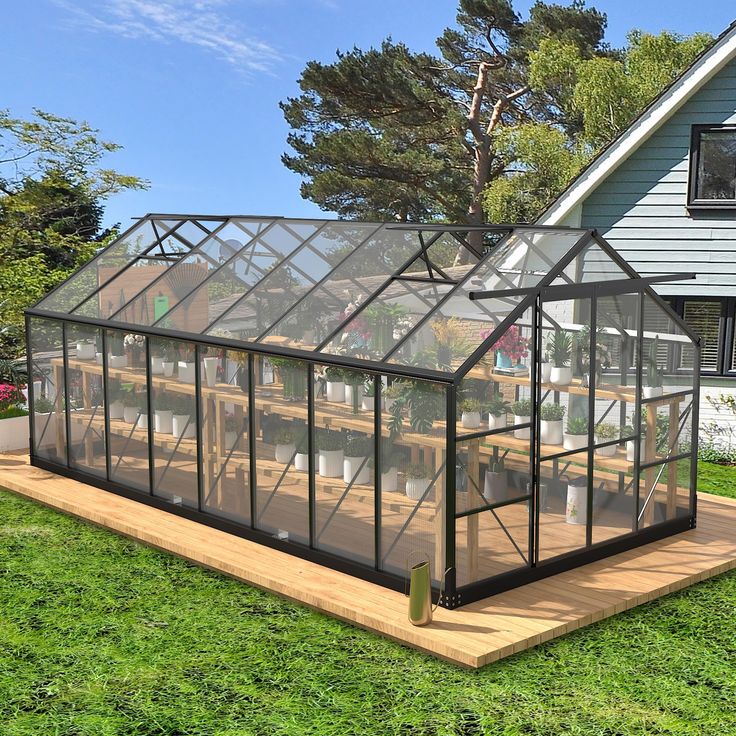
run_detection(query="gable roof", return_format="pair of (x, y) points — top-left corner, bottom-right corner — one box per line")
(538, 19), (736, 226)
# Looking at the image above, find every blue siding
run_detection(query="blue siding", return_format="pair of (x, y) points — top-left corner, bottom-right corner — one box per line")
(581, 57), (736, 296)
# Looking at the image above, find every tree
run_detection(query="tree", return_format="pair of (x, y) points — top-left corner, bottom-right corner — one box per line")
(0, 108), (147, 357)
(282, 0), (609, 258)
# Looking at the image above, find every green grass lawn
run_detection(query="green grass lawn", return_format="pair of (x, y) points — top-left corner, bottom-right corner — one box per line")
(0, 464), (734, 735)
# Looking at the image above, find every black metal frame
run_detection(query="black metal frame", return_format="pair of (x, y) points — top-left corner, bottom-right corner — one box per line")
(687, 123), (736, 210)
(24, 217), (701, 610)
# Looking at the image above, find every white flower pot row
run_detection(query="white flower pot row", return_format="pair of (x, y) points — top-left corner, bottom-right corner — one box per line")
(325, 381), (377, 408)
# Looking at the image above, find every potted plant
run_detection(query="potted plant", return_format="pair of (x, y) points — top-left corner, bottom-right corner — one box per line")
(565, 475), (588, 524)
(324, 366), (345, 402)
(511, 399), (532, 439)
(485, 395), (510, 430)
(224, 415), (240, 451)
(343, 433), (371, 484)
(177, 344), (196, 384)
(294, 432), (314, 472)
(546, 331), (573, 386)
(540, 403), (565, 445)
(318, 429), (344, 478)
(124, 333), (145, 368)
(108, 333), (127, 368)
(153, 392), (173, 435)
(378, 440), (400, 492)
(405, 463), (431, 501)
(107, 380), (124, 420)
(483, 459), (507, 503)
(407, 381), (442, 433)
(171, 395), (195, 439)
(150, 343), (165, 375)
(201, 347), (219, 388)
(274, 426), (295, 464)
(459, 398), (482, 429)
(361, 380), (381, 411)
(623, 422), (646, 461)
(490, 324), (529, 369)
(594, 422), (620, 457)
(344, 371), (366, 410)
(75, 336), (96, 360)
(563, 416), (588, 450)
(271, 358), (306, 401)
(161, 341), (176, 378)
(643, 336), (664, 398)
(383, 381), (404, 413)
(539, 354), (552, 383)
(121, 385), (142, 425)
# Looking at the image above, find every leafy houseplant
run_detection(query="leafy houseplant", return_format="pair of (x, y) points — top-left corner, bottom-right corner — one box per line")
(563, 416), (588, 451)
(489, 324), (529, 369)
(343, 370), (367, 412)
(459, 397), (482, 429)
(364, 303), (410, 356)
(317, 429), (344, 478)
(294, 431), (312, 471)
(405, 463), (431, 501)
(483, 458), (507, 503)
(271, 358), (307, 402)
(594, 421), (620, 457)
(387, 380), (443, 437)
(485, 394), (510, 430)
(644, 336), (664, 398)
(171, 394), (195, 439)
(511, 399), (532, 440)
(540, 403), (565, 445)
(324, 366), (345, 402)
(546, 331), (573, 386)
(343, 432), (372, 484)
(361, 379), (380, 411)
(274, 425), (296, 464)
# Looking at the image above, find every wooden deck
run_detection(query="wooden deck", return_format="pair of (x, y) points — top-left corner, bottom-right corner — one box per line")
(1, 450), (735, 669)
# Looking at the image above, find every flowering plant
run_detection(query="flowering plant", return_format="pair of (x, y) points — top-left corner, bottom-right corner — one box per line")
(123, 334), (145, 350)
(489, 325), (529, 364)
(0, 383), (24, 412)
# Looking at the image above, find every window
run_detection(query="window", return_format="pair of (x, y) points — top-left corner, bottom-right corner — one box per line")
(667, 297), (728, 375)
(688, 125), (736, 208)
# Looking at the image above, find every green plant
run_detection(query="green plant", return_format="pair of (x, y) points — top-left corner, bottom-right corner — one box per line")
(0, 405), (28, 419)
(274, 427), (294, 445)
(540, 403), (565, 421)
(383, 382), (404, 400)
(343, 370), (367, 386)
(317, 429), (343, 452)
(646, 336), (663, 387)
(594, 422), (619, 440)
(566, 416), (588, 435)
(459, 398), (481, 414)
(363, 380), (376, 397)
(344, 433), (372, 457)
(546, 331), (572, 368)
(405, 463), (430, 480)
(485, 395), (510, 417)
(511, 399), (532, 417)
(0, 357), (28, 386)
(32, 395), (55, 413)
(169, 394), (191, 416)
(324, 366), (344, 382)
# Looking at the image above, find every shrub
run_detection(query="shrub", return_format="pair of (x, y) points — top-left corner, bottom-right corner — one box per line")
(0, 406), (28, 420)
(594, 422), (619, 441)
(485, 395), (510, 417)
(540, 403), (565, 421)
(405, 463), (430, 479)
(566, 416), (588, 435)
(274, 427), (294, 445)
(317, 429), (343, 452)
(459, 398), (481, 414)
(512, 399), (532, 416)
(344, 433), (372, 457)
(324, 366), (344, 382)
(0, 383), (23, 412)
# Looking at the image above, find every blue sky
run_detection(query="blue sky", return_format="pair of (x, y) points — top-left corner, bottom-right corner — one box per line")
(3, 1), (734, 230)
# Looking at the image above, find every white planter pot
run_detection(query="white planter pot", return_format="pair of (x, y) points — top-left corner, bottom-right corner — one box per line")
(123, 406), (140, 424)
(109, 354), (127, 369)
(540, 419), (563, 445)
(225, 431), (238, 450)
(0, 415), (30, 451)
(487, 413), (506, 430)
(178, 361), (195, 384)
(566, 482), (588, 524)
(151, 356), (165, 375)
(345, 384), (363, 406)
(550, 366), (572, 386)
(626, 439), (645, 462)
(136, 413), (148, 430)
(461, 411), (481, 429)
(382, 466), (398, 492)
(109, 400), (124, 420)
(361, 395), (379, 411)
(202, 357), (218, 387)
(172, 413), (195, 439)
(513, 415), (531, 439)
(595, 441), (618, 457)
(326, 381), (345, 403)
(406, 477), (430, 501)
(540, 362), (552, 383)
(643, 385), (663, 399)
(295, 452), (316, 472)
(275, 443), (296, 464)
(162, 361), (175, 377)
(319, 449), (344, 478)
(154, 409), (173, 435)
(344, 455), (370, 484)
(483, 470), (507, 503)
(76, 342), (96, 360)
(95, 352), (103, 366)
(563, 433), (587, 451)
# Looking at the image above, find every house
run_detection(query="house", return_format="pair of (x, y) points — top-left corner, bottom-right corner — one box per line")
(538, 20), (736, 439)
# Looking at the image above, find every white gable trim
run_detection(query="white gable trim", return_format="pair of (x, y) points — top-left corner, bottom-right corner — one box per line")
(538, 22), (736, 226)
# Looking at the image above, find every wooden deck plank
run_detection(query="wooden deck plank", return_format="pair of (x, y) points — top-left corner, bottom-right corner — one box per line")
(1, 451), (734, 669)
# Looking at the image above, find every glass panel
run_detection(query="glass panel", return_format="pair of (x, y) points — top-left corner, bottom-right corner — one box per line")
(36, 219), (169, 313)
(66, 323), (106, 477)
(696, 129), (736, 201)
(252, 355), (309, 544)
(456, 502), (530, 588)
(379, 378), (446, 584)
(149, 337), (199, 508)
(106, 329), (149, 493)
(312, 367), (376, 566)
(402, 232), (478, 277)
(199, 347), (250, 524)
(638, 457), (692, 529)
(549, 241), (630, 286)
(29, 317), (66, 464)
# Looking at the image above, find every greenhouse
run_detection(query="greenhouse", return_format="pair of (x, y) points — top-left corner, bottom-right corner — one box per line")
(25, 215), (700, 608)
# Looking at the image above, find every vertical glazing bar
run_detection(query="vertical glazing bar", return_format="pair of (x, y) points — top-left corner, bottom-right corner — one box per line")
(61, 321), (71, 468)
(586, 287), (597, 548)
(444, 383), (457, 607)
(145, 336), (155, 495)
(529, 297), (539, 567)
(25, 315), (35, 456)
(194, 344), (204, 513)
(373, 376), (382, 570)
(690, 338), (701, 526)
(307, 363), (316, 548)
(101, 330), (112, 481)
(633, 290), (645, 531)
(247, 353), (257, 529)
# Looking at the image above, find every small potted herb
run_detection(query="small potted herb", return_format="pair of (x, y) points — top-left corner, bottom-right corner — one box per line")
(378, 440), (400, 492)
(483, 459), (507, 503)
(459, 398), (482, 429)
(485, 395), (510, 430)
(643, 336), (664, 398)
(161, 341), (176, 377)
(546, 331), (573, 386)
(594, 421), (620, 457)
(405, 463), (431, 501)
(274, 426), (296, 464)
(201, 346), (220, 388)
(343, 432), (371, 484)
(324, 366), (345, 402)
(150, 343), (164, 375)
(563, 416), (588, 451)
(317, 429), (344, 478)
(511, 399), (532, 439)
(108, 333), (127, 369)
(565, 474), (588, 524)
(540, 403), (565, 445)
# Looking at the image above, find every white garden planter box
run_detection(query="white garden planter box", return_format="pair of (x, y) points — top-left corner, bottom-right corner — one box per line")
(595, 442), (618, 457)
(483, 470), (507, 503)
(326, 381), (345, 403)
(123, 406), (140, 424)
(202, 356), (218, 387)
(345, 384), (363, 406)
(0, 415), (30, 451)
(151, 356), (165, 375)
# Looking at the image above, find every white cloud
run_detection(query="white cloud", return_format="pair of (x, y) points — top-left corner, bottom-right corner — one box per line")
(53, 0), (283, 75)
